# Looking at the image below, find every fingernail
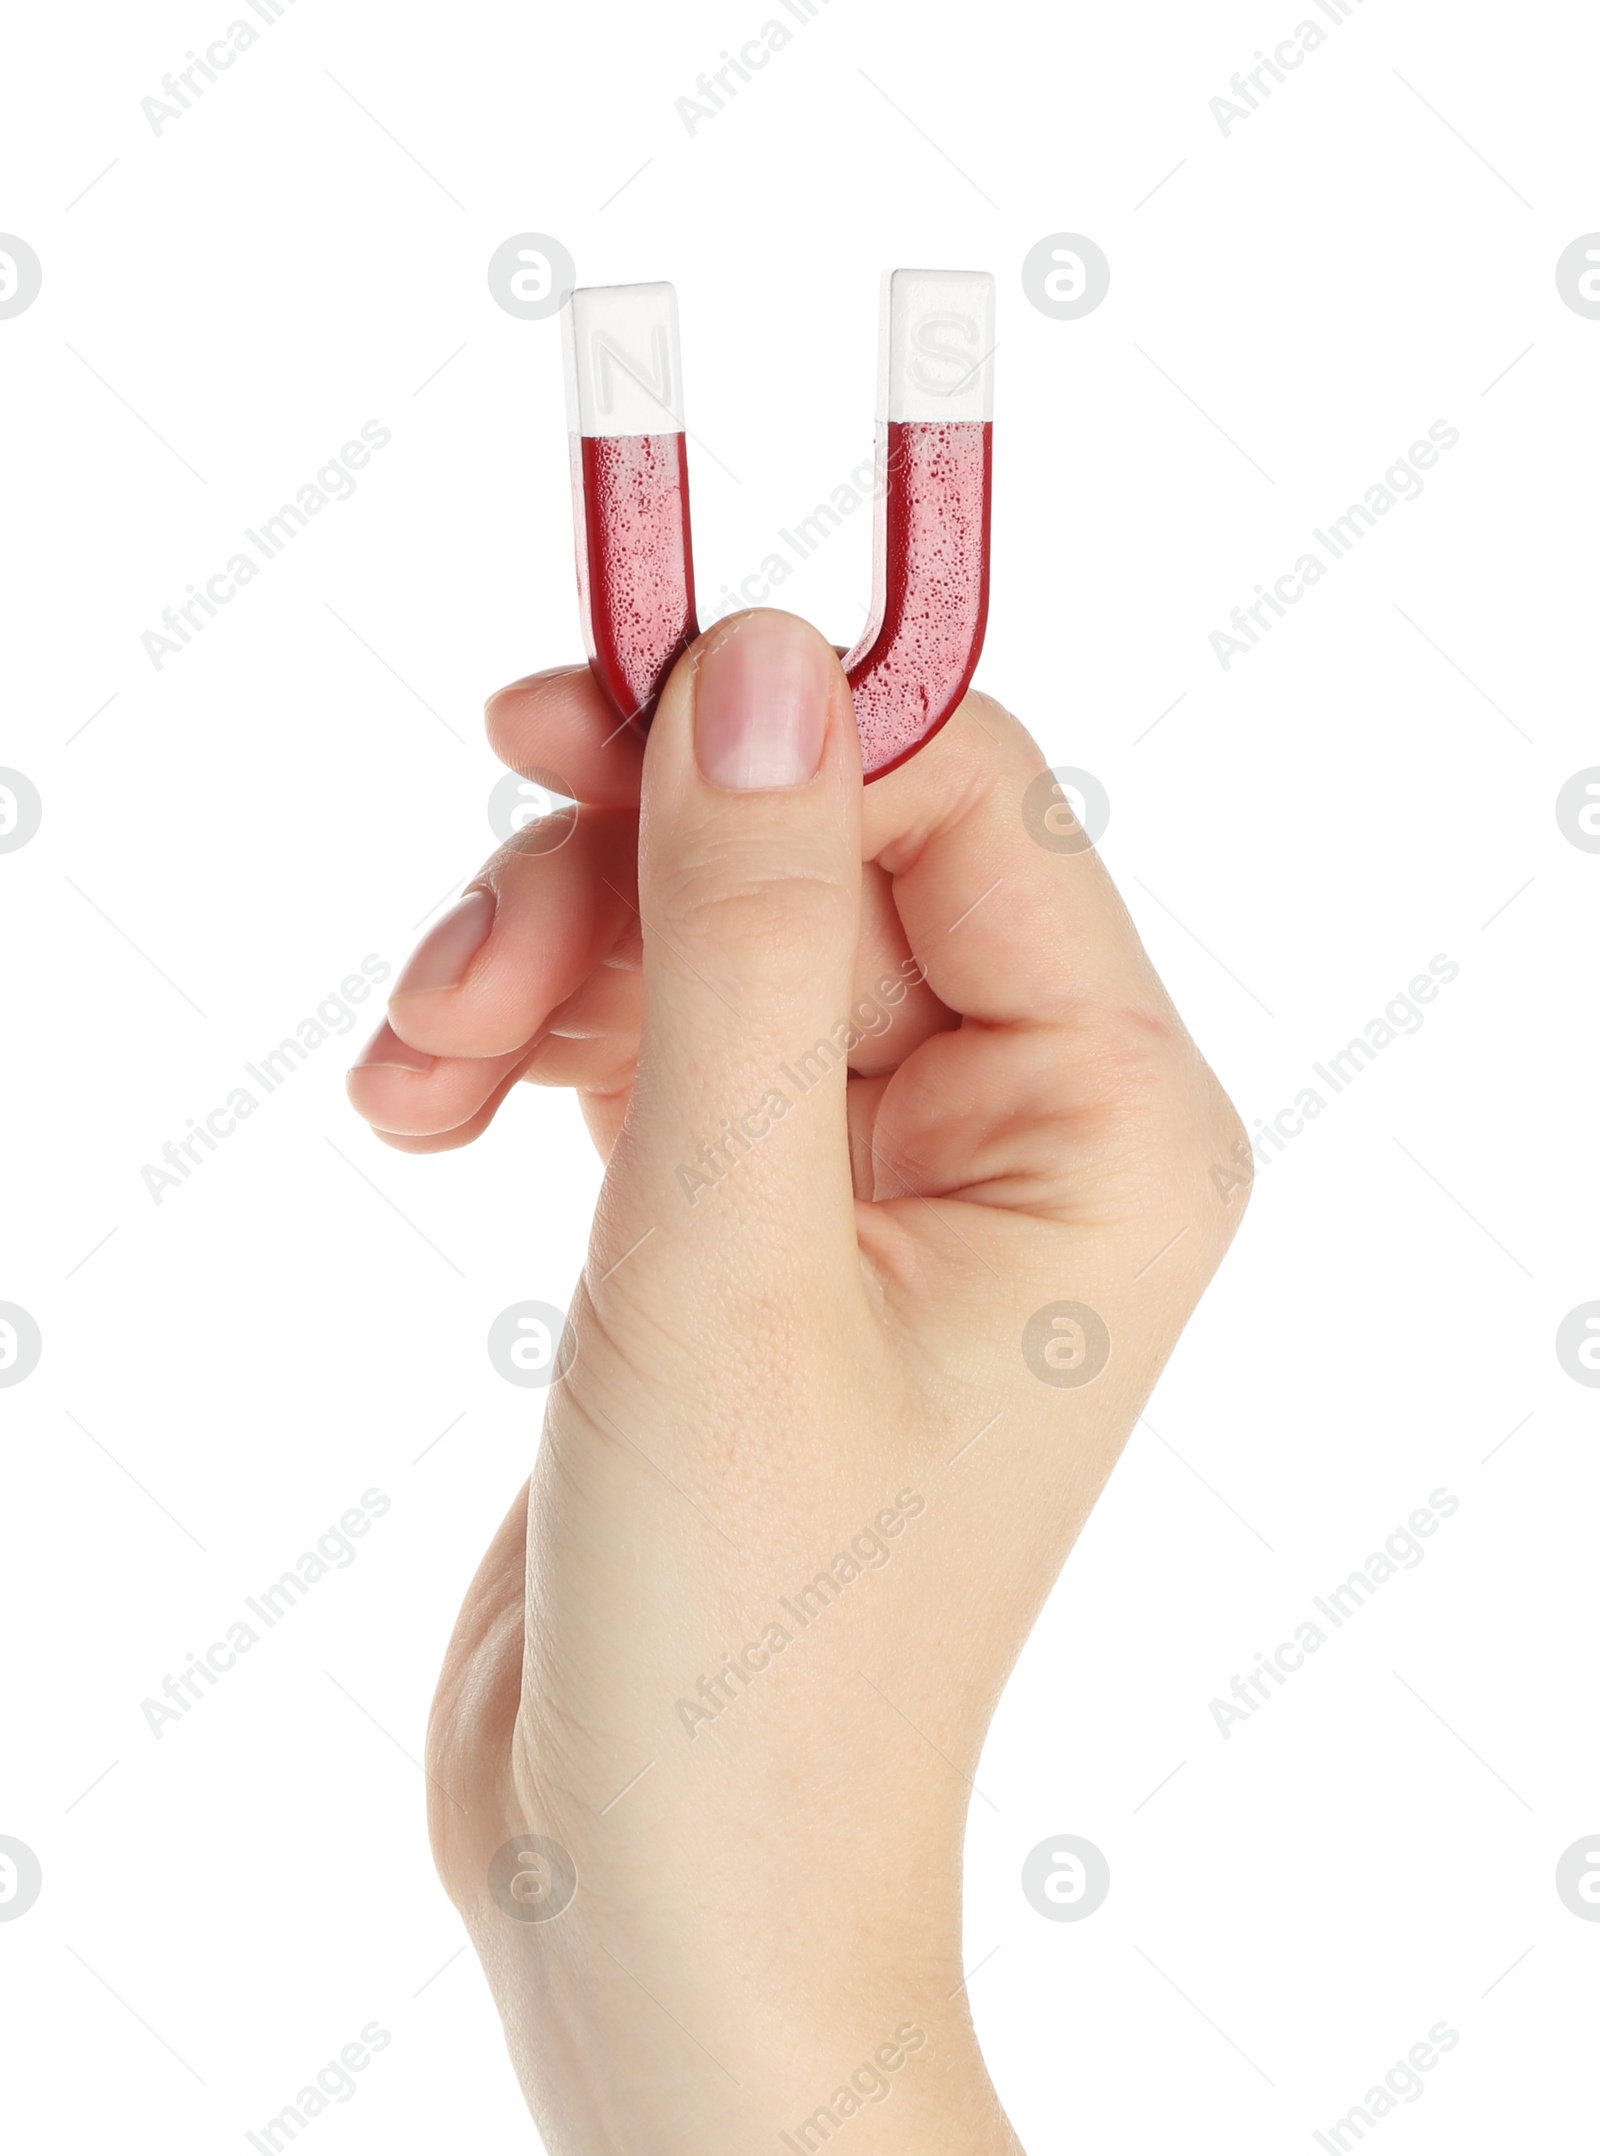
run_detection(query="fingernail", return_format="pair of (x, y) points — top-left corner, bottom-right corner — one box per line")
(352, 1020), (435, 1073)
(394, 888), (495, 994)
(693, 611), (830, 790)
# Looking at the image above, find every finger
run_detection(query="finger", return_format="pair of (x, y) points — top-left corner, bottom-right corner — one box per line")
(599, 609), (864, 1272)
(363, 1061), (531, 1154)
(386, 810), (637, 1060)
(347, 1022), (528, 1137)
(862, 692), (1168, 1032)
(364, 1057), (629, 1159)
(486, 666), (645, 810)
(352, 954), (642, 1140)
(848, 860), (957, 1077)
(856, 694), (1236, 1227)
(514, 945), (642, 1110)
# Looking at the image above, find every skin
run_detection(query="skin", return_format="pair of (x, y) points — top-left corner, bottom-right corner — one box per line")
(347, 611), (1249, 2153)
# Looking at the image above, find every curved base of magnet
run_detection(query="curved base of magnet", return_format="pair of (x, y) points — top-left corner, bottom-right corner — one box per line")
(573, 419), (990, 781)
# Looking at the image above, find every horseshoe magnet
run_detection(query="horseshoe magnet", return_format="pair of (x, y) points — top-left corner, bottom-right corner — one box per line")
(561, 269), (995, 779)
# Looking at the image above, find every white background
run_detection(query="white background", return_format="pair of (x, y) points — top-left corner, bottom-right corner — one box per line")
(3, 0), (1596, 2148)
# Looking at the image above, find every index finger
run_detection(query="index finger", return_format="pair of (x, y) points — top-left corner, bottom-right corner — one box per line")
(485, 665), (646, 810)
(863, 692), (1169, 1032)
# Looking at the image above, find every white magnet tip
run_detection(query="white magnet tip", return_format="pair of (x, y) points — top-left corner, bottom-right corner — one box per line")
(879, 268), (996, 424)
(562, 282), (685, 437)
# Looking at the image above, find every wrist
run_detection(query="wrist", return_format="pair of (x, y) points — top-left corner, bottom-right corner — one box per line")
(523, 1941), (1015, 2155)
(466, 1760), (1017, 2154)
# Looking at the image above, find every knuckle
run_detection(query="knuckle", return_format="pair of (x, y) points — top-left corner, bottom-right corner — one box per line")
(1204, 1084), (1255, 1228)
(1164, 1070), (1253, 1235)
(1079, 1003), (1198, 1124)
(1086, 1008), (1252, 1223)
(656, 837), (856, 973)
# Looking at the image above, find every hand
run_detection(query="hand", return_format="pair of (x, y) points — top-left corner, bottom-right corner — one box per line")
(348, 610), (1248, 2153)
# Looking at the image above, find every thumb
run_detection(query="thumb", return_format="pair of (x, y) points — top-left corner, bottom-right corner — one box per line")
(601, 608), (864, 1281)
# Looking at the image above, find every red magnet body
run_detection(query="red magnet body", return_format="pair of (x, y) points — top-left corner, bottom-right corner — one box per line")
(562, 272), (995, 779)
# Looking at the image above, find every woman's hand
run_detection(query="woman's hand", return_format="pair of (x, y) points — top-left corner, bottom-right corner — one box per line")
(348, 610), (1248, 2154)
